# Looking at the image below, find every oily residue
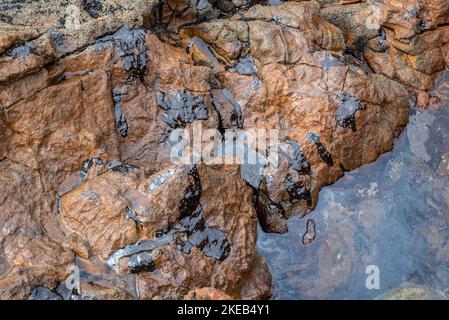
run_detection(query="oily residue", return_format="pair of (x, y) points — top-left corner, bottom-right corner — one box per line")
(258, 105), (449, 299)
(83, 0), (103, 18)
(128, 252), (155, 273)
(230, 56), (257, 75)
(94, 26), (148, 77)
(29, 286), (62, 300)
(179, 165), (202, 218)
(308, 132), (334, 167)
(81, 157), (104, 175)
(284, 174), (312, 207)
(156, 90), (209, 128)
(7, 41), (36, 59)
(212, 88), (244, 131)
(302, 219), (316, 245)
(107, 160), (135, 174)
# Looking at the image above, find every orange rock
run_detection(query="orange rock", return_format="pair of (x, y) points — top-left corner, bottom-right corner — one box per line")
(0, 0), (445, 300)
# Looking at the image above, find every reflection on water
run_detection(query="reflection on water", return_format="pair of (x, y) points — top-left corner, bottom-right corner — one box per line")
(258, 103), (449, 299)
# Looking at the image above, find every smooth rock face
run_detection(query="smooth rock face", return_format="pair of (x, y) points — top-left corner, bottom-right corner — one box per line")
(0, 0), (445, 300)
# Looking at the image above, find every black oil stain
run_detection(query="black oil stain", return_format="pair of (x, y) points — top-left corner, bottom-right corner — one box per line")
(284, 174), (312, 207)
(302, 219), (316, 245)
(179, 165), (202, 219)
(112, 88), (129, 138)
(83, 0), (103, 19)
(254, 190), (288, 234)
(308, 132), (334, 167)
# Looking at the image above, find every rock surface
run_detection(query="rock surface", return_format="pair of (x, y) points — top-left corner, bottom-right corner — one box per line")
(0, 0), (446, 299)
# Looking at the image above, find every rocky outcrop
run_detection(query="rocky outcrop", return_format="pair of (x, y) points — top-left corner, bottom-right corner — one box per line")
(318, 0), (449, 108)
(179, 1), (410, 232)
(58, 162), (269, 299)
(0, 0), (446, 300)
(377, 282), (447, 300)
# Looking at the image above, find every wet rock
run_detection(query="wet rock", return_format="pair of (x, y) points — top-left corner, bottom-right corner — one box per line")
(184, 287), (232, 300)
(335, 92), (363, 132)
(307, 132), (334, 167)
(302, 219), (316, 245)
(212, 88), (244, 131)
(257, 104), (449, 299)
(82, 285), (133, 300)
(156, 90), (209, 128)
(1, 0), (446, 300)
(7, 41), (37, 59)
(185, 1), (409, 229)
(29, 286), (62, 301)
(175, 205), (231, 261)
(0, 159), (73, 299)
(377, 282), (447, 300)
(109, 204), (231, 270)
(255, 191), (288, 234)
(188, 37), (221, 70)
(58, 162), (269, 299)
(59, 164), (194, 259)
(95, 26), (148, 76)
(112, 87), (130, 138)
(230, 56), (257, 75)
(285, 174), (312, 207)
(83, 0), (103, 19)
(136, 165), (270, 299)
(128, 252), (156, 274)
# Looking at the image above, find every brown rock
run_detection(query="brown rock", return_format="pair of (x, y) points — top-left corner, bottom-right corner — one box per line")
(1, 0), (446, 300)
(184, 287), (232, 300)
